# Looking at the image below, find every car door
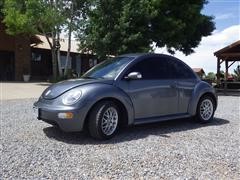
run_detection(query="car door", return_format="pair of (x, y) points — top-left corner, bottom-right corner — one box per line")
(170, 59), (198, 114)
(121, 57), (178, 119)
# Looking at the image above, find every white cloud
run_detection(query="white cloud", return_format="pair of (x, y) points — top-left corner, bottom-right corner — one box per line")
(215, 13), (235, 20)
(155, 25), (240, 73)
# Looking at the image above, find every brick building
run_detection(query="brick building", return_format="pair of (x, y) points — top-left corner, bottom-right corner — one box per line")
(0, 21), (96, 81)
(0, 22), (31, 81)
(30, 35), (97, 80)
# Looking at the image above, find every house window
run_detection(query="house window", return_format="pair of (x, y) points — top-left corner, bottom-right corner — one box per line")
(60, 55), (72, 69)
(89, 59), (98, 68)
(32, 52), (41, 61)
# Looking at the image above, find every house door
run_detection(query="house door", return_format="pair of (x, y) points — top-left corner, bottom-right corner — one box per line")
(0, 51), (15, 81)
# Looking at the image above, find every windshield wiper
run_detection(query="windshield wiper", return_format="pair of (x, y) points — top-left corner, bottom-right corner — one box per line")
(82, 76), (106, 80)
(82, 76), (96, 79)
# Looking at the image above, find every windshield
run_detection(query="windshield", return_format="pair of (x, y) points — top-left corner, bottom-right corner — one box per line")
(82, 56), (134, 79)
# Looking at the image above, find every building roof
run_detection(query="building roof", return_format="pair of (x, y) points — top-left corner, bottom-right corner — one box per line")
(30, 35), (82, 54)
(214, 40), (240, 61)
(192, 68), (205, 74)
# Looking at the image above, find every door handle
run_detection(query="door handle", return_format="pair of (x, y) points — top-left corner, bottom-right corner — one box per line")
(170, 83), (177, 88)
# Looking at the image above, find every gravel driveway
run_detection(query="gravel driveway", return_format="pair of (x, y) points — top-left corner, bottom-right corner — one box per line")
(1, 96), (239, 179)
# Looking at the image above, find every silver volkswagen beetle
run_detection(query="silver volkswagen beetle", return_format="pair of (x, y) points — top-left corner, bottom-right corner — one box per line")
(34, 53), (217, 139)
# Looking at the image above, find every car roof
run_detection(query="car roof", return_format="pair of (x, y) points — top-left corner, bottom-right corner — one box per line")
(119, 53), (173, 59)
(116, 53), (200, 81)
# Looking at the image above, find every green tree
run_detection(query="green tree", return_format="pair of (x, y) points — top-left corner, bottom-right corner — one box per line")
(2, 0), (88, 79)
(0, 0), (4, 18)
(233, 65), (240, 81)
(205, 72), (216, 80)
(62, 0), (90, 77)
(2, 0), (65, 79)
(79, 0), (215, 58)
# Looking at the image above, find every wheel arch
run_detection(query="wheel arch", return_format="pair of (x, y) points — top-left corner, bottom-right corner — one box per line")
(80, 82), (135, 131)
(199, 92), (217, 109)
(84, 97), (129, 129)
(188, 81), (217, 116)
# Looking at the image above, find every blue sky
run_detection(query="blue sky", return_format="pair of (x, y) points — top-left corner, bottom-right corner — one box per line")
(203, 0), (239, 31)
(156, 0), (240, 73)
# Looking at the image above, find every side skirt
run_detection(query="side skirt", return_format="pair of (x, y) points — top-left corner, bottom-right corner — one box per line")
(134, 113), (192, 125)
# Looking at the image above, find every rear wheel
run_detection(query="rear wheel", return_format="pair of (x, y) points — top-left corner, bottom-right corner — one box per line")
(196, 95), (215, 123)
(88, 101), (119, 139)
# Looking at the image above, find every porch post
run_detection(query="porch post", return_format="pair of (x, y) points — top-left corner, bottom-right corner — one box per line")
(217, 58), (220, 86)
(224, 60), (228, 93)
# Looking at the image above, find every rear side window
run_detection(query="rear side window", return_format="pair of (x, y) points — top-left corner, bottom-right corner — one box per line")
(126, 57), (173, 79)
(170, 60), (196, 79)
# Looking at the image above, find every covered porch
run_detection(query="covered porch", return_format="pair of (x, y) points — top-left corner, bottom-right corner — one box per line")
(214, 40), (240, 93)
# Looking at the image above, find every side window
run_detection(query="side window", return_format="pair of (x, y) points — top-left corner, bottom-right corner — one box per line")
(126, 57), (173, 79)
(170, 60), (195, 79)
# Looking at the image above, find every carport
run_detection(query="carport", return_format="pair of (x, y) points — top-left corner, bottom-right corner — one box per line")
(214, 40), (240, 90)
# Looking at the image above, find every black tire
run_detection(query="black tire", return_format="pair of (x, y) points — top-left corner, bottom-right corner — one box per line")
(195, 95), (215, 123)
(88, 101), (120, 140)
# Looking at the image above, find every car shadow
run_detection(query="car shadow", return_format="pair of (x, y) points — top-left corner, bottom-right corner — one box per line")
(43, 117), (229, 145)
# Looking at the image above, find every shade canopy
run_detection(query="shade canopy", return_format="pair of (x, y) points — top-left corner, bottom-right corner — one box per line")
(214, 40), (240, 61)
(214, 40), (240, 86)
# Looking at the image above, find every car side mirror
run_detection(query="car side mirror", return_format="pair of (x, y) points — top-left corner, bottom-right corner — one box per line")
(125, 72), (142, 80)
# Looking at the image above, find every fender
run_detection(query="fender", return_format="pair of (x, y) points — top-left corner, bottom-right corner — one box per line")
(188, 81), (217, 116)
(78, 83), (134, 126)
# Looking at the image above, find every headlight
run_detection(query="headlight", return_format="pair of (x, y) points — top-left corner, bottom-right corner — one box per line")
(62, 89), (82, 105)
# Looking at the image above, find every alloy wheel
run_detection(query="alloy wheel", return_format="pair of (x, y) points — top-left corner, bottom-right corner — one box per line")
(200, 99), (213, 121)
(101, 107), (118, 136)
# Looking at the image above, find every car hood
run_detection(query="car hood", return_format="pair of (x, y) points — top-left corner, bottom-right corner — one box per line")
(42, 78), (114, 99)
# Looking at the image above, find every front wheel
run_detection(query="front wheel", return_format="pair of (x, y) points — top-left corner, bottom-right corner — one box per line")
(195, 95), (215, 123)
(88, 101), (119, 140)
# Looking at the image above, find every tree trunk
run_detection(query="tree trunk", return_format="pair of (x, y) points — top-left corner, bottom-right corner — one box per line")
(64, 28), (72, 77)
(64, 2), (74, 77)
(51, 32), (57, 80)
(57, 29), (62, 77)
(51, 49), (57, 79)
(41, 24), (57, 81)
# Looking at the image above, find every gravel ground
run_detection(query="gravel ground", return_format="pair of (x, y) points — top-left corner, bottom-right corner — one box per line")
(1, 96), (239, 179)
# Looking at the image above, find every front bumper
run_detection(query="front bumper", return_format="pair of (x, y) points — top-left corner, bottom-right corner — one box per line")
(33, 101), (88, 132)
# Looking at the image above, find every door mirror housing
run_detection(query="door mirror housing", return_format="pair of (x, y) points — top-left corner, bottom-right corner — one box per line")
(125, 72), (142, 80)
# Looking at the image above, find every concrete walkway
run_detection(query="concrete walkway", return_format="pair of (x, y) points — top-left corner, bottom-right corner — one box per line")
(0, 82), (51, 100)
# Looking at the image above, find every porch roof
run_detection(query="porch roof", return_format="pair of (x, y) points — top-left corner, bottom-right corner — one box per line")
(214, 40), (240, 61)
(192, 68), (205, 75)
(30, 35), (82, 54)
